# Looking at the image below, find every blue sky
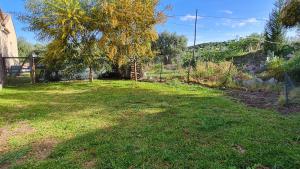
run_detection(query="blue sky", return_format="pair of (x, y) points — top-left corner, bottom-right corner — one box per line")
(1, 0), (278, 45)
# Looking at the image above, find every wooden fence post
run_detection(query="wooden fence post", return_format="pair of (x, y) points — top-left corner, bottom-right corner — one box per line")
(30, 55), (36, 84)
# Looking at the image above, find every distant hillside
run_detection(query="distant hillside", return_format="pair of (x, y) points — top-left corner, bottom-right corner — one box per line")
(188, 34), (263, 61)
(188, 41), (233, 50)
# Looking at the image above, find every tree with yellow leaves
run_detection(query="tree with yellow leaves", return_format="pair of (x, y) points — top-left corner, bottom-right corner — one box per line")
(98, 0), (166, 81)
(21, 0), (165, 82)
(21, 0), (104, 82)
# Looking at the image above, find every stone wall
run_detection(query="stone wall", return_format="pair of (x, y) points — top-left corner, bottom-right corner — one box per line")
(0, 14), (19, 67)
(233, 50), (267, 68)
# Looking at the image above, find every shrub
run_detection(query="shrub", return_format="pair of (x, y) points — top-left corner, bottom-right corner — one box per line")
(285, 53), (300, 81)
(266, 56), (285, 80)
(191, 61), (239, 87)
(264, 52), (300, 82)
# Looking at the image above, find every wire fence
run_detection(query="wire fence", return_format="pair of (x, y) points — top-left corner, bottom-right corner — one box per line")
(282, 72), (299, 106)
(142, 55), (300, 110)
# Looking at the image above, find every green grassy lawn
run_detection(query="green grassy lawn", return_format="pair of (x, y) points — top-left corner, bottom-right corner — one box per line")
(0, 80), (299, 169)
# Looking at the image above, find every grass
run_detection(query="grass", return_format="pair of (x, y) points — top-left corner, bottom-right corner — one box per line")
(0, 80), (300, 168)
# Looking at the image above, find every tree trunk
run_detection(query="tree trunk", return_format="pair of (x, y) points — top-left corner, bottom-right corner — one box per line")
(159, 59), (163, 82)
(89, 67), (93, 82)
(187, 67), (191, 84)
(164, 55), (171, 65)
(134, 60), (138, 82)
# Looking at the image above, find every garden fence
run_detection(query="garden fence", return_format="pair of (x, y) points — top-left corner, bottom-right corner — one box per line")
(0, 55), (41, 86)
(143, 60), (300, 109)
(283, 73), (299, 106)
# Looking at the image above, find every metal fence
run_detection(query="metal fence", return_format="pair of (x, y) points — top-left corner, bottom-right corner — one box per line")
(282, 72), (300, 106)
(142, 58), (300, 109)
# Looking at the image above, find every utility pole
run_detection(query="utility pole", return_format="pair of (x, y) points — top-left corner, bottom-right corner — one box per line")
(187, 9), (198, 83)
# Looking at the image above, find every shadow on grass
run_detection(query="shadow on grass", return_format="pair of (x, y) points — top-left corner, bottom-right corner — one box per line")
(0, 81), (220, 124)
(0, 81), (299, 168)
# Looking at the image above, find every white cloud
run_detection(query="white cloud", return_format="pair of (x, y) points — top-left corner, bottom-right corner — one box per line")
(180, 14), (196, 21)
(220, 17), (259, 28)
(246, 18), (259, 23)
(237, 18), (259, 27)
(180, 14), (203, 21)
(220, 10), (233, 14)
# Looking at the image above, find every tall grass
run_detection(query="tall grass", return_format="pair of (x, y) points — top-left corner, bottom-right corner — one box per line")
(191, 61), (240, 88)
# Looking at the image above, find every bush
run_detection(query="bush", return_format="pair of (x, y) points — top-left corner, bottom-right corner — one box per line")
(285, 53), (300, 81)
(191, 61), (240, 87)
(264, 52), (300, 82)
(266, 56), (285, 80)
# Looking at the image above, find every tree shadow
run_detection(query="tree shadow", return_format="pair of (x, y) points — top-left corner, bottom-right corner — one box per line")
(0, 81), (299, 168)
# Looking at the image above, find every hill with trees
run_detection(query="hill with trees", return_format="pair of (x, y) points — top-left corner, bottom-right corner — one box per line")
(189, 33), (262, 61)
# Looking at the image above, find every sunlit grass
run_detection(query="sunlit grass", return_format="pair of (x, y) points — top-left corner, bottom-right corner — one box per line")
(0, 80), (299, 168)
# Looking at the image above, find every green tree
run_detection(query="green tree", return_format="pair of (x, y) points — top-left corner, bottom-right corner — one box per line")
(17, 37), (34, 58)
(264, 0), (286, 55)
(153, 31), (188, 65)
(21, 0), (103, 82)
(234, 33), (262, 52)
(152, 31), (187, 81)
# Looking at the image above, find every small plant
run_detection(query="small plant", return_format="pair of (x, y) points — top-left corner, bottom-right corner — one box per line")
(266, 55), (285, 80)
(285, 53), (300, 81)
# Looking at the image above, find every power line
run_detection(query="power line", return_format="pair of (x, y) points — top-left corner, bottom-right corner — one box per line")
(158, 13), (268, 28)
(164, 22), (194, 27)
(167, 14), (268, 22)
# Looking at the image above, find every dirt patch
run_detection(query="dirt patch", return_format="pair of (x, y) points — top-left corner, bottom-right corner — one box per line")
(226, 89), (300, 114)
(0, 122), (35, 169)
(0, 122), (35, 153)
(30, 138), (58, 160)
(233, 144), (246, 154)
(0, 138), (58, 169)
(255, 165), (270, 169)
(83, 159), (97, 169)
(0, 122), (58, 168)
(0, 163), (11, 169)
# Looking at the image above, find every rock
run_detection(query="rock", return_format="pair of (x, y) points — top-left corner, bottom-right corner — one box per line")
(265, 78), (277, 85)
(242, 78), (264, 88)
(256, 78), (263, 83)
(287, 53), (294, 59)
(242, 79), (257, 88)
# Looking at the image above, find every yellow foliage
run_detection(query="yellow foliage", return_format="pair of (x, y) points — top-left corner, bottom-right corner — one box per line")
(24, 0), (166, 68)
(37, 0), (91, 41)
(98, 0), (166, 64)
